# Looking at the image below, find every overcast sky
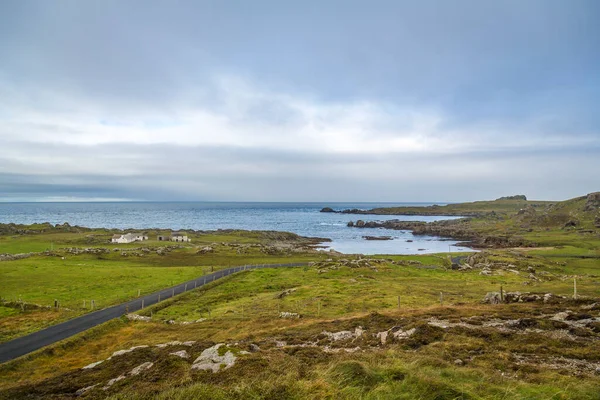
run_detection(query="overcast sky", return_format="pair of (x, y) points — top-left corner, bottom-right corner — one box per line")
(0, 0), (598, 202)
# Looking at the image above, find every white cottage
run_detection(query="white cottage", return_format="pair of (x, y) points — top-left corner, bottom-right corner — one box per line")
(111, 233), (148, 244)
(171, 232), (190, 242)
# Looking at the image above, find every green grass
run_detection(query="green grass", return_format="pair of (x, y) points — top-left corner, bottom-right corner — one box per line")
(0, 227), (327, 343)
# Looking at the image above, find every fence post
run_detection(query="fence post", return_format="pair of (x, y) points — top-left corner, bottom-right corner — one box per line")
(397, 296), (400, 309)
(440, 292), (444, 306)
(574, 277), (578, 299)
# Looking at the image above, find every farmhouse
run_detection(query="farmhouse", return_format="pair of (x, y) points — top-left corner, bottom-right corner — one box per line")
(157, 232), (191, 242)
(111, 232), (148, 244)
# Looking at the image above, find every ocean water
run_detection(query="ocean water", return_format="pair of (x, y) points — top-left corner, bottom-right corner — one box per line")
(0, 202), (472, 255)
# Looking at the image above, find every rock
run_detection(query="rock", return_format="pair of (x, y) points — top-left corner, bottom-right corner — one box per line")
(323, 327), (364, 341)
(109, 349), (134, 358)
(504, 292), (522, 303)
(198, 246), (214, 254)
(249, 343), (260, 352)
(551, 311), (572, 321)
(480, 269), (492, 276)
(275, 288), (297, 299)
(191, 344), (237, 373)
(82, 360), (103, 370)
(130, 362), (153, 376)
(563, 220), (579, 228)
(392, 328), (416, 339)
(279, 311), (300, 319)
(126, 313), (152, 322)
(156, 341), (183, 348)
(581, 303), (600, 311)
(376, 331), (389, 345)
(451, 263), (459, 270)
(76, 384), (99, 396)
(454, 359), (464, 366)
(483, 292), (502, 304)
(362, 235), (393, 240)
(584, 192), (600, 211)
(320, 207), (336, 213)
(103, 375), (126, 390)
(170, 350), (189, 359)
(355, 220), (365, 227)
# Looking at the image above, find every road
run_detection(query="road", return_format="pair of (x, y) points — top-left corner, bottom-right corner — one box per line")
(0, 262), (307, 364)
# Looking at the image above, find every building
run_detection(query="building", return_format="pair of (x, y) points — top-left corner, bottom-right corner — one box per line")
(171, 232), (190, 242)
(111, 232), (148, 244)
(157, 232), (191, 242)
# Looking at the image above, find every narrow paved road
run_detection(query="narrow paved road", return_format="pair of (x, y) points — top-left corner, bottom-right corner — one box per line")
(0, 262), (307, 364)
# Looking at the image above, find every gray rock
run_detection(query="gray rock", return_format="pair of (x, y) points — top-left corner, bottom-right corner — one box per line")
(76, 384), (99, 396)
(191, 344), (237, 373)
(130, 362), (153, 376)
(249, 343), (260, 352)
(483, 292), (502, 304)
(170, 350), (189, 359)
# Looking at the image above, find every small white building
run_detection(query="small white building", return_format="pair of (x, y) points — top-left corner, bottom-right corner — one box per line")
(170, 232), (191, 242)
(111, 232), (148, 244)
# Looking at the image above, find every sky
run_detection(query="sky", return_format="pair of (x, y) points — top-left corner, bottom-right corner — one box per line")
(0, 0), (599, 202)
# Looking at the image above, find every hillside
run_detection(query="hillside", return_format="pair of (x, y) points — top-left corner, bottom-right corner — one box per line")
(344, 192), (600, 250)
(321, 197), (555, 217)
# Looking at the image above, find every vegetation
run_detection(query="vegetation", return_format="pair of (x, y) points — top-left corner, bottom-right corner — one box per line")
(0, 193), (599, 398)
(0, 227), (327, 342)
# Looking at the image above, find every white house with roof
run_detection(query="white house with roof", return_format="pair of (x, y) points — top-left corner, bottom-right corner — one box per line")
(157, 232), (191, 242)
(111, 232), (148, 244)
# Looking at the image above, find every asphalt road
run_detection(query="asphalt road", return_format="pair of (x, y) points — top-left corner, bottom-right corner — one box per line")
(0, 262), (307, 364)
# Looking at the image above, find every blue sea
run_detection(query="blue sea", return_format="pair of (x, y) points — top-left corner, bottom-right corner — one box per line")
(0, 202), (471, 255)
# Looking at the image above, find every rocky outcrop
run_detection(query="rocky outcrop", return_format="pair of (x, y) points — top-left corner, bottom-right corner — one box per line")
(310, 258), (387, 272)
(362, 236), (392, 240)
(497, 195), (527, 201)
(584, 192), (600, 211)
(482, 292), (565, 304)
(346, 219), (533, 249)
(191, 344), (237, 373)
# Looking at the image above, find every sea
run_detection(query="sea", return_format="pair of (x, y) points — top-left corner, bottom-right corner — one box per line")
(0, 202), (472, 255)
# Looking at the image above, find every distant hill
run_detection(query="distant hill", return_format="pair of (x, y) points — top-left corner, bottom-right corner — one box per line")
(496, 195), (527, 201)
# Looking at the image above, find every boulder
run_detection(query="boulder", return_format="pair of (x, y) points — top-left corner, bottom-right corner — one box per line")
(130, 362), (153, 376)
(320, 207), (336, 213)
(191, 344), (237, 373)
(563, 220), (579, 228)
(483, 292), (502, 304)
(355, 220), (366, 227)
(249, 343), (260, 352)
(170, 350), (189, 359)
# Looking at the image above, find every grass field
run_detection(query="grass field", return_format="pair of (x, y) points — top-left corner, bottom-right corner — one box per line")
(0, 193), (599, 399)
(1, 260), (599, 399)
(0, 227), (327, 342)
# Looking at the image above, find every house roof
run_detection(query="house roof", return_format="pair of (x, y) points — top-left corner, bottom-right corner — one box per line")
(112, 234), (122, 239)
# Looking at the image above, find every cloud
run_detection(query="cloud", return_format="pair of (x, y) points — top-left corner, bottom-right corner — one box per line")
(0, 1), (599, 202)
